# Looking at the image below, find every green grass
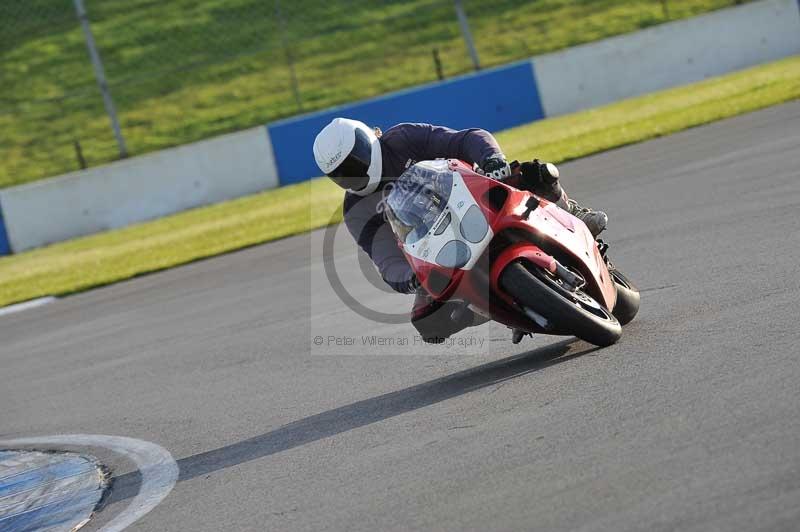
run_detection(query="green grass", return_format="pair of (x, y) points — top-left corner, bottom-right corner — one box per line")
(0, 0), (748, 188)
(0, 55), (798, 308)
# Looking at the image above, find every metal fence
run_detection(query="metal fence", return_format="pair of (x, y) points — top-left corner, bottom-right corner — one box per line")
(0, 0), (749, 186)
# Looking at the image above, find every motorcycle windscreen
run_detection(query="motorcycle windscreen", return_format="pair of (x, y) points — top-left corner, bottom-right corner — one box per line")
(384, 160), (453, 245)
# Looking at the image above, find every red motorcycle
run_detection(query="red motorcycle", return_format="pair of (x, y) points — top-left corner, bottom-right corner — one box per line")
(383, 159), (640, 347)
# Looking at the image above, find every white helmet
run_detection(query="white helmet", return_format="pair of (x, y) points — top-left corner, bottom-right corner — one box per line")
(313, 118), (382, 196)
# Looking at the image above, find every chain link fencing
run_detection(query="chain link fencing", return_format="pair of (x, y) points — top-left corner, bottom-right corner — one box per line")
(0, 0), (749, 187)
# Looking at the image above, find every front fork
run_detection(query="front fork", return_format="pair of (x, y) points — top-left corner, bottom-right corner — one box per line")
(489, 242), (586, 305)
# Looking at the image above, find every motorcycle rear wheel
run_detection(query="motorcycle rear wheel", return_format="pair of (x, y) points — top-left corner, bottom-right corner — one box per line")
(500, 261), (622, 347)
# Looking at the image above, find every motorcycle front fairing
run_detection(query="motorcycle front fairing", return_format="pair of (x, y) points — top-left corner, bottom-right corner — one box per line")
(489, 191), (617, 311)
(383, 160), (494, 300)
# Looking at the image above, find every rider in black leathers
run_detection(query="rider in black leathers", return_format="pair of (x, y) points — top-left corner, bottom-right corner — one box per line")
(313, 118), (607, 343)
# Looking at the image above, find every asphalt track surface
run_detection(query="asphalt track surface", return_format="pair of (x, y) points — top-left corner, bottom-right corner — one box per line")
(2, 102), (800, 532)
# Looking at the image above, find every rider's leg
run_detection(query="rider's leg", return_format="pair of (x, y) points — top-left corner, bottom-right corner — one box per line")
(519, 167), (608, 237)
(547, 183), (609, 238)
(411, 289), (487, 344)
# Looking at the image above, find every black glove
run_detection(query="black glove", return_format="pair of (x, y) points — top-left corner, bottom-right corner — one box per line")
(384, 272), (420, 294)
(520, 159), (560, 187)
(401, 274), (421, 294)
(480, 154), (512, 180)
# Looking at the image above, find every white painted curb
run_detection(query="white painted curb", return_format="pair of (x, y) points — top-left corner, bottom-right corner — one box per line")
(0, 296), (56, 317)
(0, 434), (179, 532)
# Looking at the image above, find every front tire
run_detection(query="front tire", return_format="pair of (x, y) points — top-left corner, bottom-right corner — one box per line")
(500, 261), (622, 347)
(610, 268), (640, 326)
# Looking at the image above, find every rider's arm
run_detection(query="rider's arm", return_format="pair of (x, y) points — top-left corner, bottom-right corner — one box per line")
(370, 225), (419, 294)
(421, 123), (515, 179)
(343, 193), (418, 294)
(422, 124), (502, 167)
(384, 123), (502, 169)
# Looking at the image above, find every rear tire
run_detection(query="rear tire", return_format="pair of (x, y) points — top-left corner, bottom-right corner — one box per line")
(610, 268), (640, 326)
(500, 261), (622, 347)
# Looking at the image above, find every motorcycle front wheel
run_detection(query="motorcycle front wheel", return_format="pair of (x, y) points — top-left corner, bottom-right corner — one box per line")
(609, 267), (640, 326)
(500, 261), (622, 347)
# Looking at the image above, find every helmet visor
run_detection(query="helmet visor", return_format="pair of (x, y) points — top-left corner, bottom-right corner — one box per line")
(328, 128), (374, 192)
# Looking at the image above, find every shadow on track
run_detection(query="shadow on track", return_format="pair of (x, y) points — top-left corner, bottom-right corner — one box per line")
(108, 338), (597, 502)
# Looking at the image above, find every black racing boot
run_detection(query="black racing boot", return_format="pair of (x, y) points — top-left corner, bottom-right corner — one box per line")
(511, 328), (530, 344)
(564, 197), (608, 237)
(548, 189), (608, 238)
(411, 289), (487, 344)
(519, 159), (608, 237)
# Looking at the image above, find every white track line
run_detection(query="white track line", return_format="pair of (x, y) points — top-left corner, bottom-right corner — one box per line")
(0, 296), (56, 317)
(0, 434), (178, 532)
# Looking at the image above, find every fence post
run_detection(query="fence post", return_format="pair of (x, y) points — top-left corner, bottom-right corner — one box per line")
(73, 0), (128, 159)
(275, 0), (303, 112)
(453, 0), (480, 71)
(432, 48), (444, 80)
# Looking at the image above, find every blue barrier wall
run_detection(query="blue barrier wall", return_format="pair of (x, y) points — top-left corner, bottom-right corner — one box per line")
(268, 60), (544, 185)
(0, 199), (10, 256)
